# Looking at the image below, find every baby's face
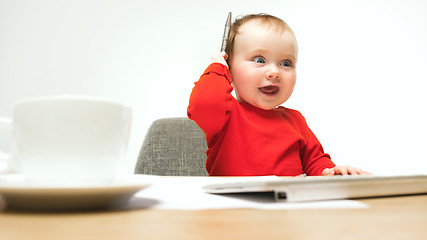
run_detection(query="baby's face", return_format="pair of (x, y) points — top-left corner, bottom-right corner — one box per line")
(229, 20), (297, 110)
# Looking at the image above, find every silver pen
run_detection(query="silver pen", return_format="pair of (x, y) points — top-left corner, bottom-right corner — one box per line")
(220, 12), (232, 52)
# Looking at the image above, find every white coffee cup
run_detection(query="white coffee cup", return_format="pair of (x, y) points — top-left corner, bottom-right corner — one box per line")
(0, 95), (132, 182)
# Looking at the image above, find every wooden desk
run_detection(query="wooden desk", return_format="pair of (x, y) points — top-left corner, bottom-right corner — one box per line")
(0, 194), (426, 240)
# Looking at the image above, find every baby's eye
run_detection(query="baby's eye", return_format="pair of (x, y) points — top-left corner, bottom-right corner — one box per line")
(253, 57), (266, 64)
(280, 60), (292, 67)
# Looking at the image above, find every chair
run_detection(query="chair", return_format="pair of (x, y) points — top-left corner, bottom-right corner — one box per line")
(134, 117), (208, 176)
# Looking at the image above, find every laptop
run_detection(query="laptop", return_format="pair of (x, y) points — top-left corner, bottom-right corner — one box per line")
(203, 174), (427, 202)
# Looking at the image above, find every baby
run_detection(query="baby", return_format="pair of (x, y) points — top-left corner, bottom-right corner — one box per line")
(188, 13), (370, 176)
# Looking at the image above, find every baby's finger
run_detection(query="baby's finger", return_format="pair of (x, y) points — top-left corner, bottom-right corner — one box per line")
(351, 167), (372, 175)
(336, 166), (350, 176)
(361, 169), (372, 175)
(322, 168), (335, 176)
(347, 166), (360, 175)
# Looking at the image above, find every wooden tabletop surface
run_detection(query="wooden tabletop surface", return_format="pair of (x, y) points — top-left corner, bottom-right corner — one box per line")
(1, 194), (426, 240)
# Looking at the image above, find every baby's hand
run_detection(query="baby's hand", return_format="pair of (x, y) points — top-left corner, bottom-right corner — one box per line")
(322, 165), (372, 176)
(211, 51), (228, 68)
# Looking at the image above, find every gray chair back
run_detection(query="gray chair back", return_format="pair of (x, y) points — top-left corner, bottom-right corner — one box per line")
(134, 117), (208, 176)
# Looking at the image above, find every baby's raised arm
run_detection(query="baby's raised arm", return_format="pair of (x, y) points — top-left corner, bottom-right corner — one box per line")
(187, 51), (234, 146)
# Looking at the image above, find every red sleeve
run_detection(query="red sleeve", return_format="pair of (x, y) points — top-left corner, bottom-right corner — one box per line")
(289, 110), (335, 176)
(187, 63), (234, 146)
(301, 126), (336, 176)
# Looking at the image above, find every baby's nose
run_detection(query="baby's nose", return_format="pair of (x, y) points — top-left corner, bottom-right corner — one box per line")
(265, 65), (280, 80)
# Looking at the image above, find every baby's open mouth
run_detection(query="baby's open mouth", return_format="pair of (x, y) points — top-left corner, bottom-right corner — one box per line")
(259, 85), (279, 95)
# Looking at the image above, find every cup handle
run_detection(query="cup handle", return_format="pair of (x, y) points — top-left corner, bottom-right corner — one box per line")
(0, 117), (12, 173)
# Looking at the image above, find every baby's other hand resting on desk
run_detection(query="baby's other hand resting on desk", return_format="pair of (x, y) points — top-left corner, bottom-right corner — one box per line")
(211, 51), (229, 68)
(322, 165), (372, 176)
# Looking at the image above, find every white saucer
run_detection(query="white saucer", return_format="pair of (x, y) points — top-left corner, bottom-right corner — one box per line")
(0, 174), (158, 211)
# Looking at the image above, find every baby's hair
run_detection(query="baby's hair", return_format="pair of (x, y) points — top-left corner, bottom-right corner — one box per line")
(224, 13), (296, 66)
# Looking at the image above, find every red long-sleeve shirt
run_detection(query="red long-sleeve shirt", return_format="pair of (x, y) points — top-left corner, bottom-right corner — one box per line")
(187, 63), (335, 176)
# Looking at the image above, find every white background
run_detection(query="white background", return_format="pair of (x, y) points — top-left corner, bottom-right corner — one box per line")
(1, 0), (426, 175)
